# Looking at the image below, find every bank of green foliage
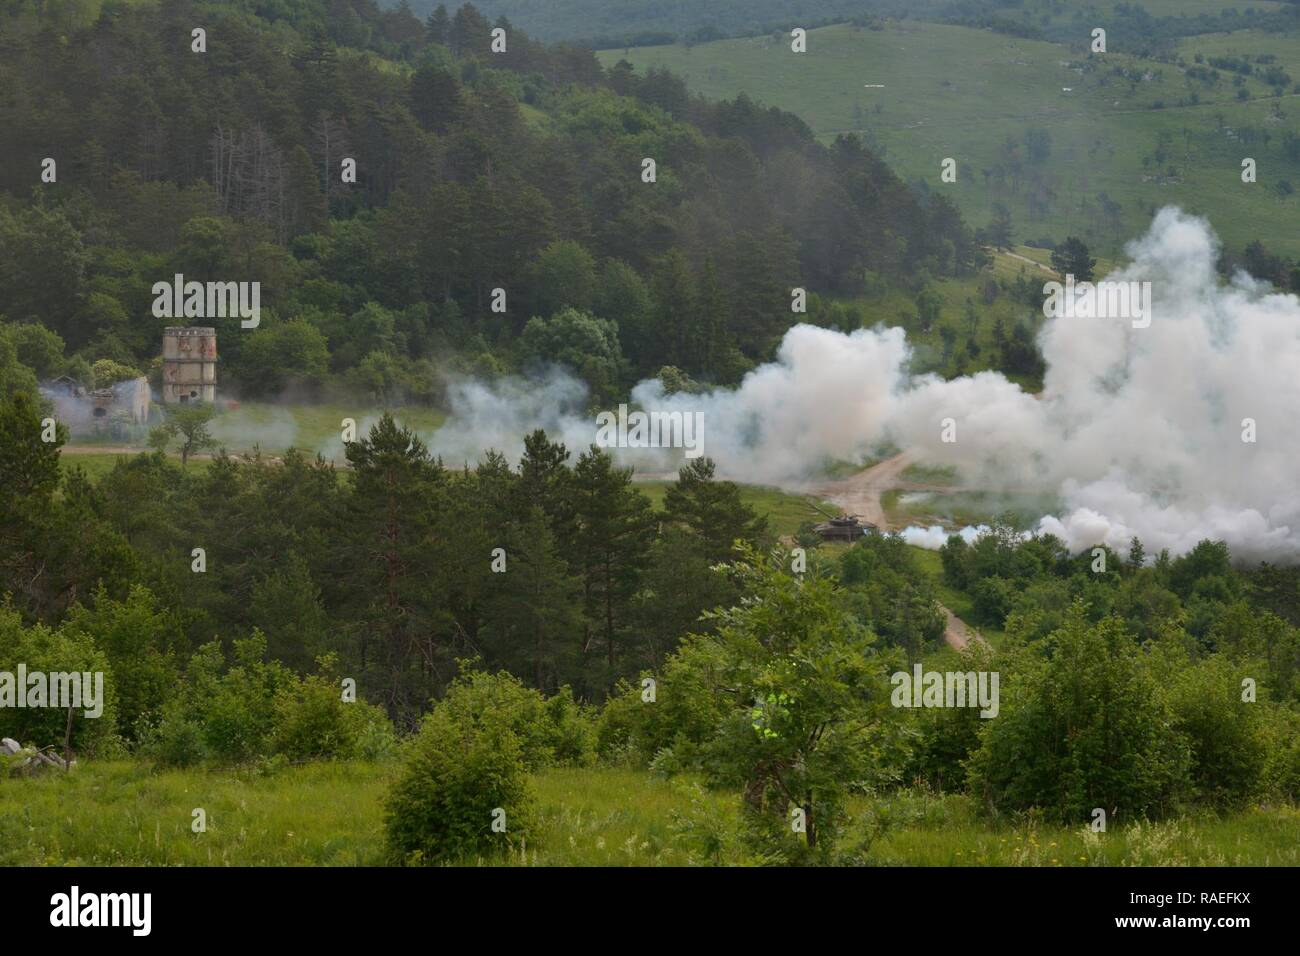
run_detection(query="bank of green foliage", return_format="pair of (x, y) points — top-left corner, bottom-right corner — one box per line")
(596, 525), (1300, 862)
(140, 635), (396, 767)
(936, 525), (1300, 817)
(1, 391), (776, 729)
(0, 605), (118, 756)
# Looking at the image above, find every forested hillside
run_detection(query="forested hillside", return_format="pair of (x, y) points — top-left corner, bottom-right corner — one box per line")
(0, 0), (979, 403)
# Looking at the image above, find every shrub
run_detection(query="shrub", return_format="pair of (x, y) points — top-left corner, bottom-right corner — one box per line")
(144, 644), (396, 766)
(542, 687), (596, 767)
(1268, 719), (1300, 800)
(187, 635), (294, 762)
(971, 575), (1015, 627)
(436, 666), (588, 771)
(383, 704), (533, 864)
(0, 606), (118, 755)
(1165, 654), (1269, 806)
(967, 606), (1192, 821)
(594, 639), (734, 771)
(272, 664), (397, 762)
(59, 584), (185, 744)
(140, 708), (208, 767)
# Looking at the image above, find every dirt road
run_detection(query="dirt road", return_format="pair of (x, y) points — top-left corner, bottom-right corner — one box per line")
(940, 606), (982, 651)
(801, 452), (916, 529)
(1001, 250), (1059, 275)
(806, 452), (986, 652)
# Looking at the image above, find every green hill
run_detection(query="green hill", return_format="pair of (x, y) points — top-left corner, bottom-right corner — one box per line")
(600, 19), (1300, 257)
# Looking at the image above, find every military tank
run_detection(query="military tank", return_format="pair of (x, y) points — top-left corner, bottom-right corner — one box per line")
(808, 502), (876, 542)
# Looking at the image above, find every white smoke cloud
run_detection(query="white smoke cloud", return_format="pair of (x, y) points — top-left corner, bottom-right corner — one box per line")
(210, 404), (300, 453)
(900, 524), (991, 549)
(896, 207), (1300, 561)
(425, 208), (1300, 562)
(424, 367), (594, 467)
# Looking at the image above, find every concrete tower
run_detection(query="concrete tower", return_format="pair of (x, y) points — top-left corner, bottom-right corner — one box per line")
(162, 327), (217, 403)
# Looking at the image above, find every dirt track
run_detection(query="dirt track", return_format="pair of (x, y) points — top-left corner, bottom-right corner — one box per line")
(61, 444), (152, 456)
(802, 452), (953, 531)
(807, 452), (987, 652)
(802, 452), (916, 528)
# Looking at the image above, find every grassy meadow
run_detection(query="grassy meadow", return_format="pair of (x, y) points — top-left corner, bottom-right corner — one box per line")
(59, 401), (447, 474)
(635, 480), (833, 537)
(3, 760), (1294, 866)
(601, 20), (1300, 257)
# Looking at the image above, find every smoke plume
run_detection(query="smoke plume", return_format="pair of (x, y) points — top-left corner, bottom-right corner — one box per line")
(427, 209), (1300, 561)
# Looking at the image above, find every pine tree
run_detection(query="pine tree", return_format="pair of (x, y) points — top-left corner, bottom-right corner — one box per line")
(450, 3), (491, 57)
(482, 506), (583, 692)
(663, 457), (768, 564)
(425, 4), (451, 45)
(344, 414), (448, 726)
(410, 63), (463, 134)
(651, 249), (695, 368)
(1051, 236), (1096, 282)
(571, 447), (655, 692)
(693, 257), (728, 379)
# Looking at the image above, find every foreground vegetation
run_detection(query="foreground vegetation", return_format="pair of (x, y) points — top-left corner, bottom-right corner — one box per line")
(3, 762), (1295, 866)
(7, 393), (1300, 865)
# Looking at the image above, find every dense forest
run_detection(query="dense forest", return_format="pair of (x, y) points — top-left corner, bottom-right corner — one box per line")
(0, 0), (980, 405)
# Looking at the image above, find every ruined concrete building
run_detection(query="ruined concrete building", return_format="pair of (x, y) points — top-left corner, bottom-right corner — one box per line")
(42, 375), (151, 437)
(162, 326), (217, 403)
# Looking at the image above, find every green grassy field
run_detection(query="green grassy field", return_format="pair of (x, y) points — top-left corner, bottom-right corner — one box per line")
(3, 761), (1294, 866)
(208, 402), (446, 460)
(601, 20), (1300, 257)
(886, 488), (1064, 530)
(59, 452), (211, 483)
(635, 480), (833, 537)
(61, 402), (446, 466)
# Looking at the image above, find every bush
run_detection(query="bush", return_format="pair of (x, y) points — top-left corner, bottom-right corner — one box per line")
(272, 669), (396, 762)
(140, 709), (208, 767)
(0, 606), (118, 755)
(971, 575), (1015, 627)
(185, 635), (294, 762)
(1165, 655), (1269, 806)
(1268, 721), (1300, 800)
(383, 704), (533, 864)
(595, 640), (733, 772)
(144, 644), (396, 766)
(967, 607), (1192, 821)
(542, 687), (596, 767)
(436, 667), (592, 771)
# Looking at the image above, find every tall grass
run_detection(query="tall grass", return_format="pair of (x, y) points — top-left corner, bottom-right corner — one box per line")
(2, 762), (1293, 866)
